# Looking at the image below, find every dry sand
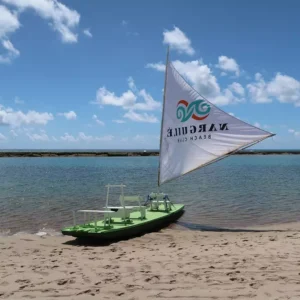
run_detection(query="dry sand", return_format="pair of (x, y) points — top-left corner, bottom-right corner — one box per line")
(1, 223), (300, 300)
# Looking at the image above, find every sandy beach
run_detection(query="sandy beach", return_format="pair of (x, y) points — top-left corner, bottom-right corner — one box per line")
(1, 223), (300, 300)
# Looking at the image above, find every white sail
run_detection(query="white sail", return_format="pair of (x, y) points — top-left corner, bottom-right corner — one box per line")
(158, 59), (275, 186)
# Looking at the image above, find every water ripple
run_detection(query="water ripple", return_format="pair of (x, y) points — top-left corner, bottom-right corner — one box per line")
(0, 155), (300, 233)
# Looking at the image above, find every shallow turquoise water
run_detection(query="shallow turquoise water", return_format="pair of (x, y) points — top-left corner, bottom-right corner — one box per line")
(0, 155), (300, 234)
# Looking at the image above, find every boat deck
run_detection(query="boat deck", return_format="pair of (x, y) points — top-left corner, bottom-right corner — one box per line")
(62, 204), (184, 236)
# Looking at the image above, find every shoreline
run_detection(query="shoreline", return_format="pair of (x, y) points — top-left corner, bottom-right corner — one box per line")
(0, 150), (300, 157)
(2, 219), (300, 237)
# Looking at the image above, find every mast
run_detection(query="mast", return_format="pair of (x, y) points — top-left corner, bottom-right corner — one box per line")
(157, 46), (170, 187)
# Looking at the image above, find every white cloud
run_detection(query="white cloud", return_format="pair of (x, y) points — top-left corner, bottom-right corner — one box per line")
(60, 132), (114, 142)
(0, 39), (20, 63)
(247, 73), (272, 103)
(60, 132), (77, 142)
(83, 28), (92, 38)
(27, 131), (49, 141)
(228, 82), (244, 96)
(124, 110), (158, 123)
(78, 132), (113, 142)
(172, 60), (220, 98)
(127, 76), (137, 91)
(92, 114), (104, 126)
(0, 4), (20, 64)
(14, 96), (24, 104)
(288, 128), (300, 137)
(126, 31), (139, 37)
(120, 20), (138, 36)
(212, 88), (244, 106)
(121, 137), (129, 142)
(3, 39), (18, 55)
(0, 5), (20, 39)
(133, 89), (161, 111)
(3, 0), (80, 43)
(216, 56), (240, 76)
(95, 87), (137, 108)
(57, 110), (77, 120)
(147, 59), (244, 106)
(247, 72), (300, 106)
(146, 62), (165, 72)
(0, 106), (54, 127)
(267, 73), (300, 105)
(0, 133), (7, 141)
(254, 122), (261, 128)
(127, 77), (161, 111)
(163, 26), (195, 56)
(10, 129), (18, 136)
(113, 119), (126, 124)
(94, 77), (161, 121)
(133, 134), (145, 142)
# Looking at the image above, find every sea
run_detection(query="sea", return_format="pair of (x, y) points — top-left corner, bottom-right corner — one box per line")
(1, 153), (300, 236)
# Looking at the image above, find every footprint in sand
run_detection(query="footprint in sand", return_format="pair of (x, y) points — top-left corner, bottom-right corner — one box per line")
(15, 279), (31, 284)
(250, 282), (263, 289)
(226, 271), (241, 276)
(230, 277), (244, 282)
(19, 285), (29, 290)
(82, 247), (93, 251)
(57, 278), (75, 285)
(103, 265), (112, 269)
(145, 275), (160, 283)
(88, 257), (97, 260)
(51, 265), (59, 269)
(77, 289), (93, 296)
(33, 270), (49, 276)
(141, 264), (151, 270)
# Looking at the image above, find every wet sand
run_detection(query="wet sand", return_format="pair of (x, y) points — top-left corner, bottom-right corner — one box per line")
(1, 223), (300, 299)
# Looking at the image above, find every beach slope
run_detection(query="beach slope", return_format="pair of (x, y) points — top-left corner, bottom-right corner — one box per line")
(1, 224), (300, 299)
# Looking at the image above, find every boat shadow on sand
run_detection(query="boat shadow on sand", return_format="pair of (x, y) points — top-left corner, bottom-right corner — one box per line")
(62, 219), (296, 247)
(175, 221), (299, 233)
(62, 225), (174, 247)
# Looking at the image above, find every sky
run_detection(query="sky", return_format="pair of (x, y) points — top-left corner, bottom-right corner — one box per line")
(0, 0), (300, 149)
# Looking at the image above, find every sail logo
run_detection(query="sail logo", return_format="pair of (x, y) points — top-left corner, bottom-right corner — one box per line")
(176, 99), (211, 122)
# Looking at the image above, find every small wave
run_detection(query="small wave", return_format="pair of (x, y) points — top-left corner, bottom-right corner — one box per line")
(13, 231), (33, 236)
(0, 228), (63, 238)
(0, 229), (12, 236)
(35, 227), (62, 237)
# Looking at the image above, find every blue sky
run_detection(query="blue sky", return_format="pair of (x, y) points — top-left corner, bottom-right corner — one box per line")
(0, 0), (300, 149)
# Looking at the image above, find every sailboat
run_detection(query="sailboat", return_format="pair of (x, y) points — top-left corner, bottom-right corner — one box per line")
(61, 48), (275, 240)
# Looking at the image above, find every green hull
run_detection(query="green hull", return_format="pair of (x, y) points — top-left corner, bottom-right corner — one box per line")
(61, 204), (184, 240)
